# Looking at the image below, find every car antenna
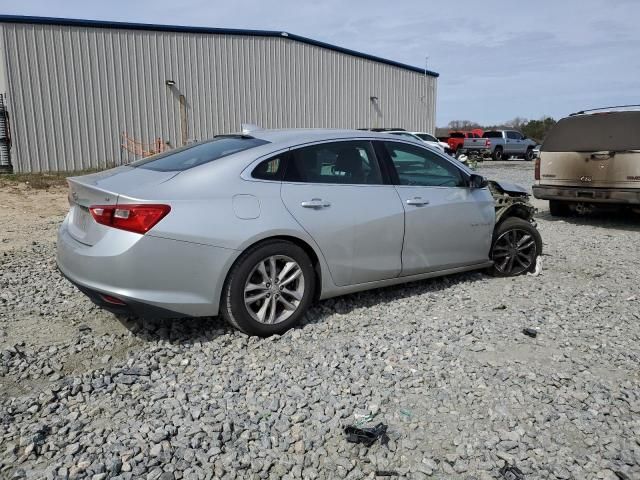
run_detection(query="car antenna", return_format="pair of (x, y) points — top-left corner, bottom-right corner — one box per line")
(570, 104), (640, 116)
(241, 123), (263, 135)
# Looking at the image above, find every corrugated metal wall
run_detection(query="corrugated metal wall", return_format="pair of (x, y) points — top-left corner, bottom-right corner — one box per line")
(0, 22), (437, 172)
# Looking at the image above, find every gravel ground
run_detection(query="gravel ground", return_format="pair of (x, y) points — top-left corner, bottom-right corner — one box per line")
(1, 161), (639, 480)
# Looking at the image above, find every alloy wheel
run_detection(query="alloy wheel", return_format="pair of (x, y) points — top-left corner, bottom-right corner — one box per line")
(243, 255), (305, 324)
(492, 228), (537, 275)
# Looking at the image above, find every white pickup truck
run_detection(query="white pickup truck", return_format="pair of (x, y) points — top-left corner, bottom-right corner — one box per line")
(460, 130), (537, 161)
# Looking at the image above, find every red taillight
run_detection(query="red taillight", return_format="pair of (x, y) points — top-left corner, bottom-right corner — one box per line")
(534, 157), (541, 180)
(89, 204), (171, 234)
(486, 139), (491, 147)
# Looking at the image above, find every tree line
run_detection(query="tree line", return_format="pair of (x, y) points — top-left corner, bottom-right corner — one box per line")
(444, 117), (557, 143)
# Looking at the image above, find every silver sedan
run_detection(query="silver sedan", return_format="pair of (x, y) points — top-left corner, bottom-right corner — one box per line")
(57, 128), (542, 336)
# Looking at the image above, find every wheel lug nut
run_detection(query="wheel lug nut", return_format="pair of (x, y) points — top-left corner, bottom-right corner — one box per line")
(266, 283), (270, 287)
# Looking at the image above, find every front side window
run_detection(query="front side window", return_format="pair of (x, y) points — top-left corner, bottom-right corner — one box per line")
(131, 136), (269, 172)
(284, 141), (383, 185)
(507, 131), (521, 140)
(383, 141), (465, 187)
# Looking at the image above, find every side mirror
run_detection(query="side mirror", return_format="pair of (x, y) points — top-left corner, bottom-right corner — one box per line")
(469, 174), (488, 189)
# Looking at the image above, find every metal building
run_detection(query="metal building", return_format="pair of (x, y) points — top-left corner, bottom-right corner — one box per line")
(0, 15), (438, 173)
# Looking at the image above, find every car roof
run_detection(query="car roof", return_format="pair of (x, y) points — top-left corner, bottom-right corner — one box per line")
(246, 128), (405, 147)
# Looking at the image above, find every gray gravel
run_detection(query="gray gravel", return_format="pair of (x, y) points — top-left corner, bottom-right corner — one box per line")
(1, 161), (640, 479)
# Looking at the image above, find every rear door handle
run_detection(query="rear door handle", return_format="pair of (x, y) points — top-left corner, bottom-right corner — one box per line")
(301, 198), (331, 209)
(406, 197), (429, 206)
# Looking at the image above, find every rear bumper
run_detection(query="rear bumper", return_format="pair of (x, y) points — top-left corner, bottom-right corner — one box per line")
(56, 217), (239, 318)
(60, 273), (186, 319)
(532, 185), (640, 205)
(459, 148), (491, 157)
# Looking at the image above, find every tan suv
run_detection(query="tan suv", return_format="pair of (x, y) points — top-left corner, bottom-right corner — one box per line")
(533, 109), (640, 216)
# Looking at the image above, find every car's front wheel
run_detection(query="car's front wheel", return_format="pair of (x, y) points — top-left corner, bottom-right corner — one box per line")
(490, 218), (542, 277)
(524, 148), (535, 161)
(221, 240), (316, 336)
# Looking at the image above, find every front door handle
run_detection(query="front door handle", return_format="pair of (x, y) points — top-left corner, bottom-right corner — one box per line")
(406, 197), (429, 206)
(301, 198), (331, 209)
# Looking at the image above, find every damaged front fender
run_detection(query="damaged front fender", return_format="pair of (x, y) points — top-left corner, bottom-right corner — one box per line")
(488, 180), (537, 225)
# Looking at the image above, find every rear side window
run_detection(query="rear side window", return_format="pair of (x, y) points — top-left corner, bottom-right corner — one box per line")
(131, 136), (269, 172)
(285, 141), (383, 185)
(483, 131), (502, 138)
(252, 154), (286, 181)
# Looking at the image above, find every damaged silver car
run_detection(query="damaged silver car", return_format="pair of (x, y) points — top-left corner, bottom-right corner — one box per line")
(58, 127), (542, 336)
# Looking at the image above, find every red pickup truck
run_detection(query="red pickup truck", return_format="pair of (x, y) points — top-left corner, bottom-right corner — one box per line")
(439, 129), (484, 154)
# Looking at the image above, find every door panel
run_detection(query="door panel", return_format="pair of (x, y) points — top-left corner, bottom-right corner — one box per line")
(396, 186), (494, 275)
(280, 140), (405, 287)
(379, 140), (495, 275)
(281, 184), (405, 286)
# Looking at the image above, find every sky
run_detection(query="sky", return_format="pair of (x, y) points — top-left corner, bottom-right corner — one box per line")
(1, 0), (639, 126)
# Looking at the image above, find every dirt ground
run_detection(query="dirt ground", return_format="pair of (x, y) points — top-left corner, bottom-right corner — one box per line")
(0, 182), (69, 253)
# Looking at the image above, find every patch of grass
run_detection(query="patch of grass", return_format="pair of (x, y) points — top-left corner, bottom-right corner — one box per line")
(0, 170), (100, 190)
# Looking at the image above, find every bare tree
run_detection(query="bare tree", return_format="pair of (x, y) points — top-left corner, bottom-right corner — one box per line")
(504, 117), (529, 130)
(447, 120), (481, 130)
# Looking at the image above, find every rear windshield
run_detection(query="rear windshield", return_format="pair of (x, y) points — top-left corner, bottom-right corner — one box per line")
(482, 131), (502, 138)
(449, 132), (464, 138)
(130, 136), (269, 171)
(542, 111), (640, 152)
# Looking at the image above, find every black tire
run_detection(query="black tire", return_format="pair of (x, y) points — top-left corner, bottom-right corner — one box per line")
(524, 148), (535, 161)
(221, 240), (316, 336)
(549, 200), (572, 217)
(489, 217), (542, 277)
(491, 147), (504, 161)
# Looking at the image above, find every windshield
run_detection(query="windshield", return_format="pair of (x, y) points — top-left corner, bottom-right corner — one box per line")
(542, 111), (640, 152)
(130, 136), (269, 171)
(416, 133), (437, 142)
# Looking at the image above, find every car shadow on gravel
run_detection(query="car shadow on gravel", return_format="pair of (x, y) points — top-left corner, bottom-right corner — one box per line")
(537, 209), (640, 232)
(302, 270), (487, 325)
(116, 271), (488, 342)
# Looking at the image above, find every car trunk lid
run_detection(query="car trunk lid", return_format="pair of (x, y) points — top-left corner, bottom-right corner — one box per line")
(66, 167), (178, 245)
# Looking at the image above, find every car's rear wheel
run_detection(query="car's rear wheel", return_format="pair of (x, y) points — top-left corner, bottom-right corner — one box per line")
(491, 147), (504, 161)
(490, 217), (542, 277)
(221, 240), (315, 336)
(549, 200), (572, 217)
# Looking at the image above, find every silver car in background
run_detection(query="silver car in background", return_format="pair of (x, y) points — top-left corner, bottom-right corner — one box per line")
(57, 128), (542, 336)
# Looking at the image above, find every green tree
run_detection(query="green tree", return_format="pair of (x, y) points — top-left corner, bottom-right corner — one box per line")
(521, 117), (556, 143)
